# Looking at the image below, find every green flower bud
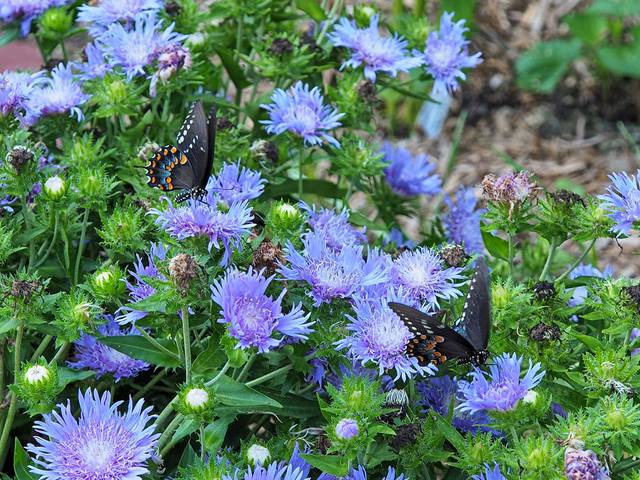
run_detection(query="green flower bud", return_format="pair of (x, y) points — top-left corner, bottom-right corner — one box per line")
(43, 175), (67, 200)
(265, 201), (305, 245)
(55, 290), (99, 341)
(177, 384), (215, 418)
(12, 360), (61, 415)
(39, 7), (73, 39)
(247, 444), (270, 466)
(90, 265), (126, 300)
(78, 172), (102, 198)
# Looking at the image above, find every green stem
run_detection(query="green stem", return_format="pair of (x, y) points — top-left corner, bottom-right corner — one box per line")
(556, 239), (597, 283)
(73, 208), (90, 284)
(614, 458), (640, 475)
(60, 38), (68, 61)
(133, 369), (168, 402)
(538, 238), (558, 282)
(158, 413), (183, 451)
(34, 213), (59, 270)
(0, 340), (5, 404)
(298, 147), (304, 198)
(507, 233), (514, 277)
(316, 0), (342, 43)
(235, 354), (256, 382)
(30, 335), (53, 362)
(181, 307), (192, 384)
(0, 319), (24, 466)
(205, 361), (231, 387)
(200, 425), (206, 462)
(138, 328), (181, 362)
(245, 364), (293, 388)
(50, 342), (70, 365)
(156, 399), (178, 430)
(413, 0), (425, 16)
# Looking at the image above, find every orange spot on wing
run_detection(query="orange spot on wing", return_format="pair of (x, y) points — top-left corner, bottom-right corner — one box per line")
(159, 184), (165, 191)
(163, 149), (168, 155)
(150, 177), (157, 184)
(180, 154), (188, 164)
(434, 336), (445, 343)
(168, 184), (174, 190)
(171, 146), (177, 153)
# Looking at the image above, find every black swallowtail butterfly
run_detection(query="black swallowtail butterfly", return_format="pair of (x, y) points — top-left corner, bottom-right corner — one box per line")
(388, 257), (491, 366)
(145, 101), (216, 202)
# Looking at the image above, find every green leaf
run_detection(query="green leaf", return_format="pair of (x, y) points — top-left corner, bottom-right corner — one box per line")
(253, 387), (321, 418)
(126, 290), (167, 313)
(0, 26), (20, 48)
(295, 0), (326, 21)
(570, 332), (604, 352)
(179, 443), (199, 468)
(587, 0), (640, 16)
(432, 413), (466, 452)
(596, 44), (640, 78)
(203, 416), (235, 454)
(213, 375), (282, 409)
(439, 0), (476, 25)
(99, 335), (181, 368)
(368, 423), (396, 436)
(516, 39), (582, 93)
(481, 231), (510, 261)
(300, 454), (349, 477)
(0, 317), (18, 335)
(172, 418), (199, 443)
(193, 341), (226, 374)
(14, 439), (36, 480)
(564, 13), (608, 46)
(349, 211), (387, 233)
(214, 46), (249, 90)
(262, 179), (346, 199)
(57, 367), (94, 389)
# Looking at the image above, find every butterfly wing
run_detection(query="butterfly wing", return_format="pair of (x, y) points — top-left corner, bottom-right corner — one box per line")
(201, 103), (217, 189)
(146, 145), (194, 192)
(388, 302), (476, 365)
(454, 257), (491, 351)
(176, 101), (209, 187)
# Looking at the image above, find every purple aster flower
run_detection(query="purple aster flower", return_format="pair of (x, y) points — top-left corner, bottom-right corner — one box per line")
(287, 443), (311, 479)
(551, 402), (568, 419)
(279, 231), (390, 306)
(150, 198), (254, 266)
(27, 182), (42, 205)
(457, 353), (545, 414)
(335, 418), (359, 439)
(23, 63), (88, 126)
(261, 81), (344, 148)
(306, 355), (329, 391)
(381, 467), (406, 480)
(77, 0), (163, 36)
(225, 462), (309, 480)
(599, 170), (640, 237)
(301, 202), (366, 251)
(336, 292), (435, 381)
(211, 267), (313, 352)
(567, 263), (613, 308)
(0, 195), (16, 215)
(381, 142), (441, 197)
(391, 247), (463, 310)
(149, 43), (192, 96)
(417, 12), (482, 95)
(417, 375), (499, 436)
(75, 42), (110, 80)
(327, 360), (395, 392)
(345, 466), (367, 480)
(328, 15), (423, 82)
(383, 228), (415, 250)
(68, 316), (150, 381)
(631, 328), (640, 357)
(26, 388), (159, 480)
(0, 0), (69, 36)
(97, 12), (186, 80)
(472, 464), (507, 480)
(564, 447), (610, 480)
(443, 187), (485, 254)
(208, 162), (266, 204)
(0, 70), (45, 117)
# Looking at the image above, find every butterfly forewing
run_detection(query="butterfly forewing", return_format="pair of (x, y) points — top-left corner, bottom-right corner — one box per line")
(176, 101), (209, 185)
(454, 257), (491, 351)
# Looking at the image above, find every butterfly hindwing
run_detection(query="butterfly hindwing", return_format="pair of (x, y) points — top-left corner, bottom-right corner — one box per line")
(454, 257), (491, 351)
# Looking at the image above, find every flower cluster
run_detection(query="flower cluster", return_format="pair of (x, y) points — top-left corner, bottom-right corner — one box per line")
(381, 143), (442, 197)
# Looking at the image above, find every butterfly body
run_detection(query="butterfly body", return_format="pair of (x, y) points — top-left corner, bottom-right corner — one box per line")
(145, 101), (217, 202)
(389, 257), (491, 366)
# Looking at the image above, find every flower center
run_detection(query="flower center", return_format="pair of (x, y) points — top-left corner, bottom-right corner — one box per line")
(80, 439), (116, 473)
(284, 104), (318, 136)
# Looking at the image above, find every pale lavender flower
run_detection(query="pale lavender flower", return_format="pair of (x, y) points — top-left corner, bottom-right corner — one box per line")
(75, 42), (110, 80)
(68, 316), (150, 381)
(335, 418), (359, 439)
(417, 12), (482, 94)
(0, 70), (45, 117)
(551, 402), (568, 419)
(391, 247), (463, 310)
(150, 198), (254, 266)
(564, 447), (610, 480)
(287, 443), (311, 479)
(211, 267), (313, 352)
(342, 466), (405, 480)
(568, 263), (613, 307)
(77, 0), (163, 36)
(599, 170), (640, 236)
(631, 328), (640, 357)
(381, 142), (441, 197)
(261, 82), (344, 147)
(443, 187), (485, 254)
(23, 63), (88, 126)
(0, 0), (69, 36)
(383, 228), (415, 250)
(26, 389), (159, 480)
(224, 462), (308, 480)
(97, 12), (186, 80)
(457, 353), (545, 413)
(301, 203), (366, 251)
(279, 231), (390, 306)
(209, 162), (266, 204)
(328, 15), (423, 82)
(337, 292), (435, 381)
(27, 182), (42, 205)
(472, 464), (507, 480)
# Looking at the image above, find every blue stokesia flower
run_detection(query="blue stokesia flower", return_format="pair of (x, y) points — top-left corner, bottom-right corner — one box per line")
(209, 162), (266, 204)
(443, 187), (485, 254)
(75, 42), (110, 80)
(97, 12), (186, 80)
(417, 375), (499, 436)
(328, 15), (423, 82)
(68, 316), (150, 381)
(24, 63), (88, 126)
(381, 142), (442, 197)
(457, 353), (545, 413)
(26, 389), (159, 480)
(417, 12), (482, 95)
(150, 198), (254, 266)
(472, 464), (507, 480)
(225, 462), (309, 480)
(391, 247), (463, 310)
(279, 231), (390, 306)
(0, 70), (45, 118)
(599, 170), (640, 236)
(261, 82), (344, 148)
(0, 0), (69, 36)
(568, 263), (613, 307)
(383, 228), (415, 250)
(77, 0), (163, 36)
(301, 202), (366, 252)
(211, 267), (313, 352)
(339, 466), (406, 480)
(287, 443), (311, 479)
(336, 292), (436, 381)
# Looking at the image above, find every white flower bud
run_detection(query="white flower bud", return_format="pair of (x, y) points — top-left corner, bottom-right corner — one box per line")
(247, 444), (270, 465)
(43, 176), (66, 199)
(185, 388), (209, 409)
(25, 365), (50, 384)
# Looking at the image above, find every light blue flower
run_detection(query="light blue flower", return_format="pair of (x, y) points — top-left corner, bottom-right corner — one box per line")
(209, 162), (266, 204)
(443, 187), (485, 254)
(472, 463), (507, 480)
(381, 142), (441, 197)
(77, 0), (163, 36)
(599, 170), (640, 236)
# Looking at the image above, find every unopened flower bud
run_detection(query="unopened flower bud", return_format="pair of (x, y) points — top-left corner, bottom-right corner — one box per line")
(39, 7), (73, 38)
(269, 38), (293, 56)
(252, 240), (285, 276)
(529, 322), (561, 342)
(564, 447), (609, 480)
(532, 281), (556, 302)
(43, 175), (66, 200)
(250, 140), (279, 163)
(390, 423), (420, 451)
(169, 253), (199, 294)
(6, 146), (33, 173)
(335, 418), (359, 440)
(178, 384), (215, 417)
(482, 171), (538, 207)
(13, 360), (61, 414)
(247, 444), (270, 466)
(90, 265), (125, 300)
